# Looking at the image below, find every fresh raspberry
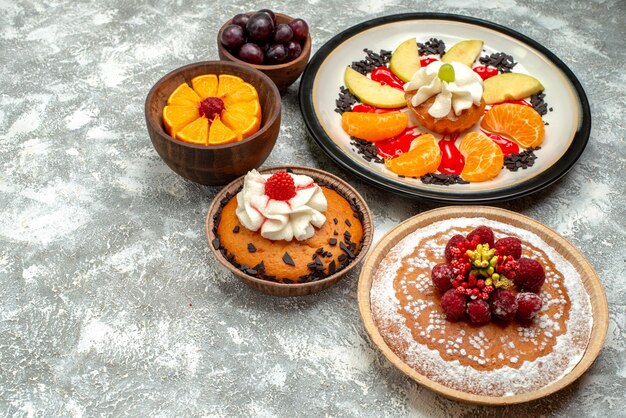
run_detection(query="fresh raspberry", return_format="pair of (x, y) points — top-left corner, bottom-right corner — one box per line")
(466, 226), (495, 248)
(516, 292), (543, 322)
(198, 97), (225, 119)
(494, 237), (522, 259)
(264, 171), (296, 201)
(467, 299), (491, 324)
(489, 289), (518, 322)
(514, 257), (545, 293)
(445, 234), (466, 261)
(431, 263), (455, 292)
(440, 289), (467, 321)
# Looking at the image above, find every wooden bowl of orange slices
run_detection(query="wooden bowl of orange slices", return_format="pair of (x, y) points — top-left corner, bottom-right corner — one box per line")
(145, 61), (281, 185)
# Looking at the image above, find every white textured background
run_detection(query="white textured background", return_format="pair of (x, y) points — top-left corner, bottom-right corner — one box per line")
(0, 0), (624, 417)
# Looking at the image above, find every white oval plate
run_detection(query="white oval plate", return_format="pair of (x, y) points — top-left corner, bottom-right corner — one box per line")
(299, 13), (591, 203)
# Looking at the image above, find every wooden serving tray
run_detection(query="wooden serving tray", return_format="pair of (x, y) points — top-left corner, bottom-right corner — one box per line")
(357, 206), (608, 405)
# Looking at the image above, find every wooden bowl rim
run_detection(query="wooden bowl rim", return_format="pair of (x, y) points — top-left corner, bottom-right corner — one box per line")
(217, 12), (312, 71)
(206, 165), (374, 293)
(357, 206), (609, 406)
(144, 60), (281, 150)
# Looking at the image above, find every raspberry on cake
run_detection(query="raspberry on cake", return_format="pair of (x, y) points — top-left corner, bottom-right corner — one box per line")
(215, 170), (365, 283)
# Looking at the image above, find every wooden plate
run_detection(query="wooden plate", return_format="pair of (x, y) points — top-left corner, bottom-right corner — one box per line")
(357, 206), (608, 405)
(206, 166), (374, 297)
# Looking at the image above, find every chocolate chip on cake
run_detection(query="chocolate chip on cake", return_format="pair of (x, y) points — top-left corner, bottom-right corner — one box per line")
(282, 252), (295, 266)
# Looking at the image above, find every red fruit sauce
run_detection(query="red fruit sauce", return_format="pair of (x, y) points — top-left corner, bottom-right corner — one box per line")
(370, 66), (404, 90)
(481, 130), (519, 156)
(351, 103), (402, 114)
(437, 134), (465, 175)
(500, 99), (533, 107)
(376, 128), (421, 159)
(420, 57), (438, 67)
(472, 66), (498, 80)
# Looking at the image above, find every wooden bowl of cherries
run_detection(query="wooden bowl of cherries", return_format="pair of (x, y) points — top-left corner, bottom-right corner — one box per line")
(217, 9), (311, 91)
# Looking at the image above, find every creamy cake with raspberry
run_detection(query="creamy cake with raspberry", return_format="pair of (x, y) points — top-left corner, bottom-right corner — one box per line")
(370, 218), (593, 396)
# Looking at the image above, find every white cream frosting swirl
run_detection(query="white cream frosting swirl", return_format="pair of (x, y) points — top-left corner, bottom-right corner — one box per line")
(235, 170), (328, 242)
(404, 61), (483, 119)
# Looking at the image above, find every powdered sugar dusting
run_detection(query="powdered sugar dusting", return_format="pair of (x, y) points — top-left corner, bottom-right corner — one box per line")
(371, 217), (593, 396)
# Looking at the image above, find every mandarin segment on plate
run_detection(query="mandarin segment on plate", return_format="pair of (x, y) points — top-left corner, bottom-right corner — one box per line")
(162, 74), (262, 146)
(385, 133), (441, 177)
(481, 103), (545, 148)
(459, 131), (504, 182)
(341, 111), (408, 142)
(167, 83), (201, 106)
(191, 74), (219, 99)
(176, 116), (209, 145)
(163, 104), (200, 138)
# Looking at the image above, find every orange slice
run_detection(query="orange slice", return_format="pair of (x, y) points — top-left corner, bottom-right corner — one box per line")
(221, 110), (261, 140)
(176, 116), (209, 145)
(167, 83), (201, 106)
(222, 82), (259, 107)
(163, 105), (200, 137)
(192, 75), (218, 99)
(385, 134), (441, 177)
(481, 103), (545, 148)
(163, 74), (262, 146)
(208, 117), (238, 145)
(341, 111), (409, 142)
(459, 132), (504, 182)
(217, 74), (245, 97)
(226, 100), (261, 118)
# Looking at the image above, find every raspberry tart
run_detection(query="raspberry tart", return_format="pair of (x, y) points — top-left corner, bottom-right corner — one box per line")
(359, 207), (606, 404)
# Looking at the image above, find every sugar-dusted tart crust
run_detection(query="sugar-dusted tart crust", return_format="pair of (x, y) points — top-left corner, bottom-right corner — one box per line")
(217, 187), (363, 283)
(370, 217), (593, 396)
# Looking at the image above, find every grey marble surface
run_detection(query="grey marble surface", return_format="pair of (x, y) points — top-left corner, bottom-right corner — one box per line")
(1, 0), (625, 417)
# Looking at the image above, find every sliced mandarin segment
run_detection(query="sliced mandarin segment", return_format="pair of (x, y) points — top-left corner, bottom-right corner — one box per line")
(167, 83), (201, 106)
(163, 104), (200, 138)
(192, 75), (219, 99)
(341, 111), (409, 142)
(217, 74), (245, 97)
(208, 116), (238, 145)
(176, 116), (209, 145)
(226, 100), (261, 118)
(221, 110), (261, 140)
(481, 103), (545, 148)
(459, 132), (504, 182)
(222, 82), (259, 107)
(385, 134), (441, 177)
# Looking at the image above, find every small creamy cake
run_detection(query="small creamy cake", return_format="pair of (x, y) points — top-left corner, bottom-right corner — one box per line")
(370, 217), (593, 396)
(404, 61), (485, 135)
(216, 170), (364, 283)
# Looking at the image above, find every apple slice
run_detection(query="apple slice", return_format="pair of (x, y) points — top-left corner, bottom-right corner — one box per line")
(483, 73), (545, 104)
(344, 67), (407, 109)
(390, 38), (420, 82)
(441, 40), (484, 67)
